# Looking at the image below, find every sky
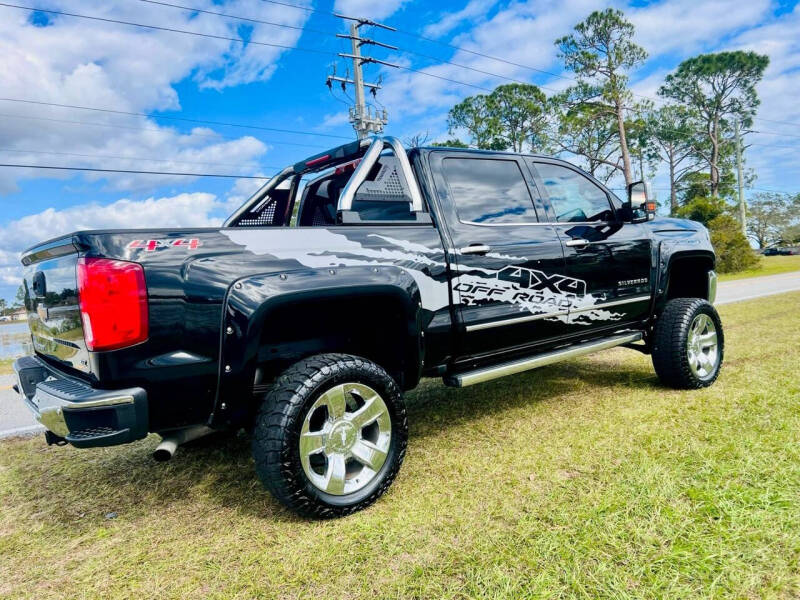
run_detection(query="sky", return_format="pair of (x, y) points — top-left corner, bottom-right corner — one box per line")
(1, 0), (799, 302)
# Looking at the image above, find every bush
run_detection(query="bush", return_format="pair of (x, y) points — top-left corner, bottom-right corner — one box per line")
(675, 196), (727, 226)
(709, 214), (761, 273)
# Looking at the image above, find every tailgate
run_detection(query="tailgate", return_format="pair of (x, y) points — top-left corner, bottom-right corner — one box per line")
(21, 238), (90, 374)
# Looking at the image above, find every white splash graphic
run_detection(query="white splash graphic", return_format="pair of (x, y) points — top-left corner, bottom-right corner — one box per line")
(223, 229), (452, 310)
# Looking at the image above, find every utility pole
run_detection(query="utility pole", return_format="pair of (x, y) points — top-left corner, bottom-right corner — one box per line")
(327, 15), (399, 139)
(735, 119), (747, 236)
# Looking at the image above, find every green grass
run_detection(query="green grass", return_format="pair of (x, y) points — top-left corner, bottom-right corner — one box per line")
(719, 254), (800, 281)
(0, 359), (12, 375)
(1, 293), (800, 599)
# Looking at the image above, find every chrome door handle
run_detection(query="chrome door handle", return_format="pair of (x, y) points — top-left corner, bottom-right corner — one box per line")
(460, 244), (491, 255)
(565, 238), (590, 247)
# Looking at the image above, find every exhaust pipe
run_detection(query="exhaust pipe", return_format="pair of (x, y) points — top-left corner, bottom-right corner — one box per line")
(153, 426), (214, 462)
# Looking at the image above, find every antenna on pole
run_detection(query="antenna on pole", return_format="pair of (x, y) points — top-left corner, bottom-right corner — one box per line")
(326, 15), (398, 139)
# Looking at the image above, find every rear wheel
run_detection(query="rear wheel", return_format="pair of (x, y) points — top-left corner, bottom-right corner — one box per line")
(652, 298), (724, 389)
(252, 353), (408, 518)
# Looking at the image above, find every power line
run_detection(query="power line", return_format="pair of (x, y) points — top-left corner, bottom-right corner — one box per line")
(0, 97), (348, 141)
(5, 1), (795, 157)
(0, 163), (271, 179)
(150, 0), (559, 94)
(0, 147), (268, 169)
(751, 116), (800, 128)
(0, 2), (336, 54)
(137, 0), (332, 35)
(13, 0), (792, 136)
(0, 3), (499, 109)
(0, 111), (332, 150)
(257, 0), (329, 15)
(752, 129), (800, 140)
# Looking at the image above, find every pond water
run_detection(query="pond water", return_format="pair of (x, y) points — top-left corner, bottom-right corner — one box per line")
(0, 322), (33, 361)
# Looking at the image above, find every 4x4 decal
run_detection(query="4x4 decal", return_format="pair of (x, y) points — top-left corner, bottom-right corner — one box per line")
(497, 266), (586, 296)
(128, 239), (202, 252)
(454, 265), (586, 311)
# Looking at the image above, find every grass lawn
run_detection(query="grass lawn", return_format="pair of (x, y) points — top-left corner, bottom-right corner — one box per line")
(0, 359), (12, 375)
(719, 254), (800, 282)
(1, 293), (799, 599)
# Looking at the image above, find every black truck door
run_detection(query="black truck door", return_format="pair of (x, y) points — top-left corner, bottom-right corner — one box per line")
(429, 151), (577, 360)
(528, 159), (653, 332)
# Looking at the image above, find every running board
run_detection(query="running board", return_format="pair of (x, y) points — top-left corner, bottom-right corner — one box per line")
(444, 332), (643, 388)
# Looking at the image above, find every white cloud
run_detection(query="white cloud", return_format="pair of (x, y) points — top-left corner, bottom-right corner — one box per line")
(333, 0), (407, 21)
(422, 0), (498, 38)
(378, 0), (597, 117)
(224, 176), (268, 213)
(0, 192), (229, 291)
(726, 4), (800, 194)
(0, 0), (310, 192)
(319, 112), (351, 129)
(629, 0), (772, 58)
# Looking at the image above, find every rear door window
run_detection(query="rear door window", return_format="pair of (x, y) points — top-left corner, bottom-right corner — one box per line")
(442, 157), (539, 224)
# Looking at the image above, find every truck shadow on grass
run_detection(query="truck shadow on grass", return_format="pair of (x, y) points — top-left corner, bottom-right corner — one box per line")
(7, 359), (660, 524)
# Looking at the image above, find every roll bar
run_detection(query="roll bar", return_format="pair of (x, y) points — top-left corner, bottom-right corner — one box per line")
(337, 136), (424, 213)
(223, 165), (295, 227)
(223, 136), (423, 227)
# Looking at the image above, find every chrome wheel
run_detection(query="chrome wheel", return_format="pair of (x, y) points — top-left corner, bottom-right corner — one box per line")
(687, 313), (719, 380)
(299, 382), (392, 496)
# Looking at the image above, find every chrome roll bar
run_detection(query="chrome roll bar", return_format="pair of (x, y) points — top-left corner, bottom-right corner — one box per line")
(223, 136), (424, 227)
(338, 136), (425, 213)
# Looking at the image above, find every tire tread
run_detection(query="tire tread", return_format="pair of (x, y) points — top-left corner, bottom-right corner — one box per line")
(252, 353), (408, 518)
(652, 298), (723, 389)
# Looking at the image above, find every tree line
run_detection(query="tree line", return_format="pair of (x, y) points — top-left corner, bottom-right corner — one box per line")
(425, 9), (799, 269)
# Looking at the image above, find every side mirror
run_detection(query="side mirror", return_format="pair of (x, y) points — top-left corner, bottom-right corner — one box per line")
(624, 181), (656, 223)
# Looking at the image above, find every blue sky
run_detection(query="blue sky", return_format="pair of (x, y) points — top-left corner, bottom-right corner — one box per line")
(1, 0), (799, 302)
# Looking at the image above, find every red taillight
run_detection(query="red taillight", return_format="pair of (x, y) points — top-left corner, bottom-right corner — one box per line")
(76, 257), (148, 351)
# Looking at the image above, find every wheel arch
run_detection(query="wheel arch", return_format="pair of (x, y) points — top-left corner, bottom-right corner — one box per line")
(211, 266), (425, 428)
(656, 249), (716, 313)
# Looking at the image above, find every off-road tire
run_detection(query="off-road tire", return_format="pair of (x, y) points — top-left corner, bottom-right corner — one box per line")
(252, 353), (408, 518)
(652, 298), (724, 389)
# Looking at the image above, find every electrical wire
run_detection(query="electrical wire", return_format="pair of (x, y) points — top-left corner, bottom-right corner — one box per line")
(137, 0), (332, 35)
(12, 0), (792, 134)
(0, 163), (272, 178)
(0, 97), (349, 141)
(2, 0), (794, 179)
(0, 111), (333, 150)
(0, 147), (265, 169)
(0, 2), (335, 55)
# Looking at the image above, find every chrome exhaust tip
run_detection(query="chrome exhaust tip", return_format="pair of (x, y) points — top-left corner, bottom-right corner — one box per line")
(153, 426), (214, 461)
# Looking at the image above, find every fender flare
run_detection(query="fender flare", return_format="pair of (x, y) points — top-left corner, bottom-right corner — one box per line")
(653, 246), (716, 313)
(209, 265), (427, 427)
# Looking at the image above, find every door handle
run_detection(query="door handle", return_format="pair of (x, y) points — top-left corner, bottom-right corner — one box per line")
(460, 244), (491, 255)
(565, 238), (590, 248)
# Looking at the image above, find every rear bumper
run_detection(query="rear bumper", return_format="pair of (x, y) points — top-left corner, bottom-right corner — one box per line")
(12, 355), (149, 448)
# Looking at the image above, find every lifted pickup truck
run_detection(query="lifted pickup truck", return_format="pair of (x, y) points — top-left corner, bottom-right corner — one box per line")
(13, 136), (722, 517)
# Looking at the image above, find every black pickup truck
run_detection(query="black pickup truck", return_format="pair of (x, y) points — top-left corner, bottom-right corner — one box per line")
(13, 136), (723, 517)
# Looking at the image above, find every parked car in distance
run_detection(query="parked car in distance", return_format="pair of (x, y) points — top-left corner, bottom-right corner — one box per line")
(13, 136), (723, 518)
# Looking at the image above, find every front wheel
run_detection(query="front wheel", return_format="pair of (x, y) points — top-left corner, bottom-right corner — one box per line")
(252, 354), (408, 518)
(652, 298), (724, 389)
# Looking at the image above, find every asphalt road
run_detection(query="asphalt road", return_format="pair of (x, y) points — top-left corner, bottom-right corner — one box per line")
(2, 271), (799, 441)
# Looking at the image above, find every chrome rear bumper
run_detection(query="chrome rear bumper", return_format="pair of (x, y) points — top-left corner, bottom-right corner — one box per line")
(13, 355), (148, 448)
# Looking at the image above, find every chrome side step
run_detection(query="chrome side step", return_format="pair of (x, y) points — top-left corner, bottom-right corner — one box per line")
(444, 332), (643, 388)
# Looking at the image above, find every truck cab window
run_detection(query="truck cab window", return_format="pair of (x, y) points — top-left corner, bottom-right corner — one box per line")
(533, 162), (615, 223)
(442, 157), (538, 224)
